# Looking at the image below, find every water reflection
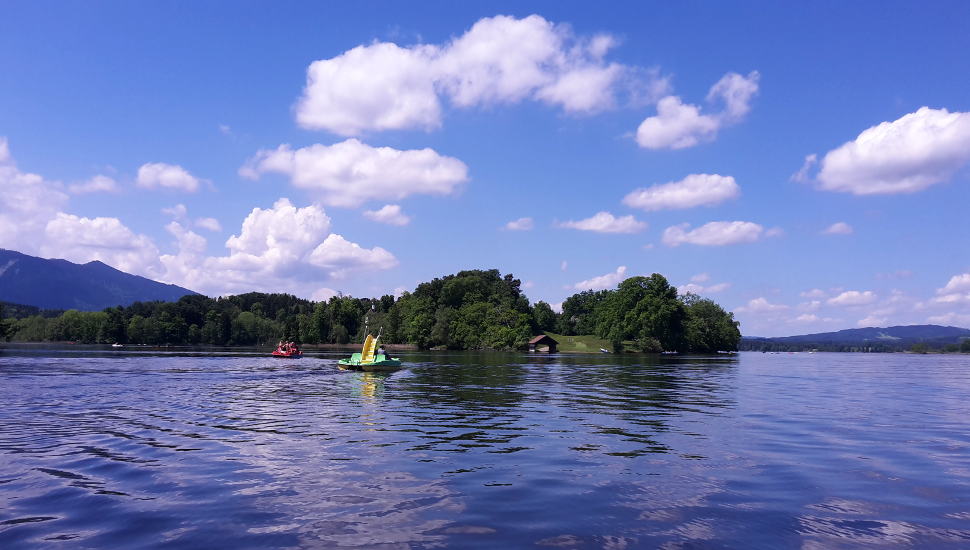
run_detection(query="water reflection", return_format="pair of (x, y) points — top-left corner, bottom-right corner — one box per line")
(4, 350), (969, 548)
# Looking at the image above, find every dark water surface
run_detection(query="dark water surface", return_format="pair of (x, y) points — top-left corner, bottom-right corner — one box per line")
(2, 348), (969, 549)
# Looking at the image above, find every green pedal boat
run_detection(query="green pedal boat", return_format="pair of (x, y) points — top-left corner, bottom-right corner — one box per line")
(338, 333), (403, 371)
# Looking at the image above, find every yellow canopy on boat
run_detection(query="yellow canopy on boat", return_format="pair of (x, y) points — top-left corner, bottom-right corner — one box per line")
(361, 334), (377, 363)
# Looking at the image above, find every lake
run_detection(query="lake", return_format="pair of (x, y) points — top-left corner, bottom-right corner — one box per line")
(1, 348), (969, 548)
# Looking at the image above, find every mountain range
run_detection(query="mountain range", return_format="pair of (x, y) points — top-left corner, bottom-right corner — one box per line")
(0, 249), (197, 311)
(741, 325), (970, 352)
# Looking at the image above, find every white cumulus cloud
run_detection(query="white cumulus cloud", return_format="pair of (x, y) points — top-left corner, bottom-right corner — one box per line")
(363, 204), (411, 226)
(822, 222), (854, 235)
(678, 281), (731, 295)
(939, 273), (970, 295)
(800, 288), (827, 299)
(41, 213), (162, 276)
(307, 233), (398, 278)
(662, 220), (765, 246)
(857, 314), (889, 327)
(559, 211), (646, 234)
(240, 139), (468, 208)
(736, 297), (789, 313)
(69, 174), (118, 194)
(572, 265), (627, 291)
(295, 15), (638, 135)
(195, 217), (222, 232)
(0, 138), (69, 252)
(815, 107), (970, 195)
(636, 71), (759, 150)
(827, 290), (878, 307)
(161, 198), (398, 295)
(504, 217), (534, 231)
(623, 173), (739, 211)
(136, 162), (203, 192)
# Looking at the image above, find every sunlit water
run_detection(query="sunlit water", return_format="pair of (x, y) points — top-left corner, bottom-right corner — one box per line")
(1, 347), (969, 549)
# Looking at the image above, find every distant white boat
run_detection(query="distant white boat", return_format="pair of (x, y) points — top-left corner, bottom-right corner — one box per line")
(600, 348), (609, 353)
(111, 343), (124, 348)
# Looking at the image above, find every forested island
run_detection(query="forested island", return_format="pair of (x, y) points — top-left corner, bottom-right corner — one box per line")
(0, 269), (740, 353)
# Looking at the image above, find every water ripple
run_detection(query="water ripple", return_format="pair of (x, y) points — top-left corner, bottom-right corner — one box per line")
(1, 349), (969, 547)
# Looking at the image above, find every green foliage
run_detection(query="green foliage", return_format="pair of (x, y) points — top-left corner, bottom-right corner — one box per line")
(4, 268), (738, 353)
(558, 290), (609, 335)
(910, 342), (929, 354)
(591, 274), (686, 352)
(682, 293), (742, 352)
(391, 269), (533, 350)
(962, 339), (970, 353)
(533, 301), (556, 332)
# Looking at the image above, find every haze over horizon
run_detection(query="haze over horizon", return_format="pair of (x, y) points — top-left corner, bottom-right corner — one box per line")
(2, 2), (969, 336)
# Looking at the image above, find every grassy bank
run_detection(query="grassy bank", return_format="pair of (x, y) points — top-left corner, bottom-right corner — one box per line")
(542, 331), (613, 353)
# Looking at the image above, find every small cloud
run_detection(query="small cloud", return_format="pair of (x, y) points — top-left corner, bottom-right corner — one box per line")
(790, 153), (817, 183)
(691, 273), (711, 283)
(938, 273), (970, 295)
(311, 287), (339, 301)
(736, 297), (789, 313)
(68, 174), (118, 194)
(663, 220), (765, 246)
(857, 314), (888, 327)
(560, 260), (568, 271)
(827, 290), (877, 307)
(623, 173), (740, 211)
(522, 280), (535, 289)
(218, 124), (233, 136)
(504, 217), (534, 231)
(137, 163), (204, 193)
(162, 204), (189, 220)
(363, 204), (411, 226)
(240, 139), (468, 208)
(635, 71), (759, 150)
(572, 265), (627, 291)
(678, 281), (731, 295)
(797, 300), (822, 312)
(801, 288), (827, 299)
(559, 211), (647, 234)
(822, 221), (853, 235)
(195, 217), (222, 232)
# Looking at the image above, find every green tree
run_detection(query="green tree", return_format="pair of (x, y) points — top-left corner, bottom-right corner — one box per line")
(559, 290), (609, 335)
(201, 310), (229, 345)
(533, 301), (557, 333)
(187, 323), (202, 344)
(128, 315), (148, 343)
(682, 293), (741, 353)
(594, 274), (686, 352)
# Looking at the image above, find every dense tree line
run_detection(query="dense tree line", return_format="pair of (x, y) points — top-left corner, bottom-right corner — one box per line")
(1, 269), (741, 353)
(556, 274), (740, 353)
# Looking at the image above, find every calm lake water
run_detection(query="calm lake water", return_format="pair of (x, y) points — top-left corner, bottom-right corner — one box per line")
(1, 348), (969, 549)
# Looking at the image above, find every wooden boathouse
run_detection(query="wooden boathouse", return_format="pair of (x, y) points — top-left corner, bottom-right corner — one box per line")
(528, 334), (559, 353)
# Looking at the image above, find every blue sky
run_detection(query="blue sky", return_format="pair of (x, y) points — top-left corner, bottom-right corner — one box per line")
(2, 1), (970, 336)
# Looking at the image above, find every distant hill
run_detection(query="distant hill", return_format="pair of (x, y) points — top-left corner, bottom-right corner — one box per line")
(0, 249), (198, 311)
(741, 325), (970, 352)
